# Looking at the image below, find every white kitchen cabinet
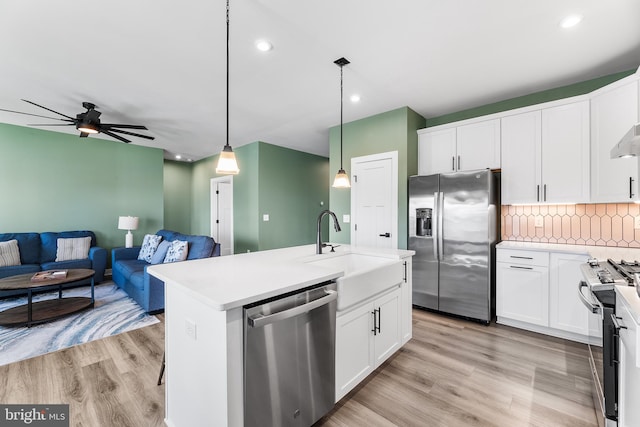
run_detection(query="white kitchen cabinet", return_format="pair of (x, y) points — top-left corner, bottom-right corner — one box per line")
(616, 296), (640, 427)
(418, 127), (456, 175)
(418, 119), (500, 175)
(456, 119), (501, 172)
(590, 79), (640, 202)
(497, 249), (549, 327)
(400, 257), (412, 344)
(497, 246), (594, 343)
(501, 110), (541, 204)
(549, 252), (590, 335)
(501, 100), (590, 204)
(335, 286), (400, 401)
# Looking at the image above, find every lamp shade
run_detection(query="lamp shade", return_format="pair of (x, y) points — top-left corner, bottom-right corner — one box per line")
(118, 216), (139, 231)
(332, 169), (351, 188)
(216, 145), (240, 174)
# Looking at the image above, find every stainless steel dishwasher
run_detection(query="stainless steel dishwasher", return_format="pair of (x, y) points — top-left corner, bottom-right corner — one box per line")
(244, 281), (337, 427)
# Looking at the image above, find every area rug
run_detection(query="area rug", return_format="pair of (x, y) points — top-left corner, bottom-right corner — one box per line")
(0, 282), (159, 366)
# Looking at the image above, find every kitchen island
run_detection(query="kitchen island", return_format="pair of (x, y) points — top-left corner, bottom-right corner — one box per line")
(148, 244), (414, 427)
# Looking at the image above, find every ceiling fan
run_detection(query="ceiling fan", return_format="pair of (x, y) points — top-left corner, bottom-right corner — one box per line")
(0, 99), (155, 143)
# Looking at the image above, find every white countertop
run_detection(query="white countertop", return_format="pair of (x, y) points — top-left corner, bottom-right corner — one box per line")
(148, 244), (414, 312)
(497, 240), (640, 261)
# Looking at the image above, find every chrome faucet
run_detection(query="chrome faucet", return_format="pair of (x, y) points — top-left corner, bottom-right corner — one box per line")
(316, 210), (342, 254)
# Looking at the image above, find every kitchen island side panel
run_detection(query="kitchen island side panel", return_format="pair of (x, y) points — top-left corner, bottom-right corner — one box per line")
(165, 282), (243, 427)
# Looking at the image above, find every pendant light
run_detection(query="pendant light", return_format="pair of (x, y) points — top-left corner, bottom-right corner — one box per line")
(216, 0), (240, 175)
(332, 57), (351, 188)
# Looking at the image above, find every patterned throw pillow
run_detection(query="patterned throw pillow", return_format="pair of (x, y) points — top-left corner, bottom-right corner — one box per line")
(163, 240), (189, 263)
(0, 239), (21, 267)
(55, 237), (91, 261)
(138, 234), (163, 262)
(150, 240), (171, 265)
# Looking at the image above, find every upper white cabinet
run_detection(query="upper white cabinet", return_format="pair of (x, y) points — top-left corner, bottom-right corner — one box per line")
(590, 79), (640, 202)
(501, 100), (590, 204)
(418, 119), (500, 175)
(418, 127), (456, 174)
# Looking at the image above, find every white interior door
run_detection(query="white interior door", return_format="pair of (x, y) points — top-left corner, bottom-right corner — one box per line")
(210, 177), (233, 255)
(351, 151), (398, 249)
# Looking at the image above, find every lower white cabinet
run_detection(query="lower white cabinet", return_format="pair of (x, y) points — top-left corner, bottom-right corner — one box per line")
(549, 252), (590, 335)
(617, 295), (640, 427)
(335, 286), (400, 401)
(496, 246), (591, 342)
(497, 251), (549, 326)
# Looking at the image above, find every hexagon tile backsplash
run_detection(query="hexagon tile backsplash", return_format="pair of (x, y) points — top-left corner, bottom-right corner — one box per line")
(501, 203), (640, 248)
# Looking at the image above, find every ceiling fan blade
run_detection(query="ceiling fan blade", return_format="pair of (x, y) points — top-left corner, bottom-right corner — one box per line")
(0, 107), (75, 122)
(21, 99), (76, 120)
(100, 129), (131, 143)
(101, 123), (148, 130)
(28, 123), (76, 126)
(79, 132), (89, 138)
(107, 128), (155, 140)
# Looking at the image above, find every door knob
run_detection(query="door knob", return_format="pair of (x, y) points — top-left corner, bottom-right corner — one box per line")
(379, 232), (391, 238)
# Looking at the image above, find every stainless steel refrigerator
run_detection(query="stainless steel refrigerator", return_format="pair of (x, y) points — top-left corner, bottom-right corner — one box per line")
(408, 170), (500, 323)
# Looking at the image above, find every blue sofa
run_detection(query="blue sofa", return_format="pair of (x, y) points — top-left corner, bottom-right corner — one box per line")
(111, 229), (220, 313)
(0, 231), (107, 297)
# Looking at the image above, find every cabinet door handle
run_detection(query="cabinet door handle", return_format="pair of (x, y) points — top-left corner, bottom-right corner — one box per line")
(403, 261), (407, 283)
(543, 184), (547, 201)
(630, 177), (634, 199)
(509, 265), (533, 270)
(376, 307), (381, 334)
(537, 185), (540, 202)
(452, 156), (455, 171)
(457, 155), (461, 170)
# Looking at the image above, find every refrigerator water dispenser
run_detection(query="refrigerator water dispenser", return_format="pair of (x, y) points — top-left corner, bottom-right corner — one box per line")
(416, 208), (432, 236)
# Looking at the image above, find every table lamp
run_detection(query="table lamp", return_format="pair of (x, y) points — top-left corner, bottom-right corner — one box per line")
(118, 216), (139, 248)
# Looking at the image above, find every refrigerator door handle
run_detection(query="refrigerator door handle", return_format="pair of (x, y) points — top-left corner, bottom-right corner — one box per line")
(438, 191), (444, 260)
(433, 192), (439, 260)
(488, 204), (496, 242)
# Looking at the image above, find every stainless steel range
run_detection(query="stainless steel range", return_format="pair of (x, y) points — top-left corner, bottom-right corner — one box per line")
(579, 258), (637, 427)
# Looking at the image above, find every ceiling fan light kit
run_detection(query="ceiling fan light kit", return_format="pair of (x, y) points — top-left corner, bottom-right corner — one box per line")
(332, 57), (351, 189)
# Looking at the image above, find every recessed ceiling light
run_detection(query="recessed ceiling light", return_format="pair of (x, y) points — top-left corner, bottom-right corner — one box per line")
(175, 154), (182, 160)
(255, 39), (273, 52)
(560, 14), (582, 29)
(350, 94), (361, 103)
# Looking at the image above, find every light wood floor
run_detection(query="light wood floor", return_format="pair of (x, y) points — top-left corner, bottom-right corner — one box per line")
(0, 310), (597, 427)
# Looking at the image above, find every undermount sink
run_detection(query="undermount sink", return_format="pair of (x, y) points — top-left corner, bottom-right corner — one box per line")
(306, 253), (404, 311)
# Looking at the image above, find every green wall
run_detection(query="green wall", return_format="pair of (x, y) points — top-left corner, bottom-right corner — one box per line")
(427, 69), (637, 127)
(184, 141), (329, 254)
(0, 123), (164, 255)
(328, 107), (426, 249)
(164, 160), (193, 233)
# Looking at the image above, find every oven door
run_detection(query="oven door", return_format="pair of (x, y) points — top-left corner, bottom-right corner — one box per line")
(578, 281), (607, 427)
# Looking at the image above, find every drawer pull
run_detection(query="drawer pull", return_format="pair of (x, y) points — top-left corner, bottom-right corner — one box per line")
(509, 266), (533, 270)
(510, 256), (533, 260)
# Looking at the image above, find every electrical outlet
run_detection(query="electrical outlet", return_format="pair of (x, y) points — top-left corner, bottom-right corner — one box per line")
(635, 216), (640, 229)
(534, 216), (544, 227)
(263, 214), (269, 221)
(185, 319), (197, 340)
(343, 214), (350, 223)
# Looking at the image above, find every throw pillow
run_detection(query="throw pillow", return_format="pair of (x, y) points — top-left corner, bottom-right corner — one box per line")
(150, 240), (171, 265)
(163, 240), (189, 263)
(55, 236), (91, 261)
(0, 239), (21, 267)
(138, 234), (163, 262)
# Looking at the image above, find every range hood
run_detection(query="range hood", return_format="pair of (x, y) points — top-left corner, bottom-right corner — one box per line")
(611, 123), (640, 158)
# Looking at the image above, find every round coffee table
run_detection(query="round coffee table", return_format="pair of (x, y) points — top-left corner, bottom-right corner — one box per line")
(0, 268), (95, 327)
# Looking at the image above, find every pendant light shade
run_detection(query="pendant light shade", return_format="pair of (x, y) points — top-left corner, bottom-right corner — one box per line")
(332, 57), (350, 188)
(215, 0), (240, 175)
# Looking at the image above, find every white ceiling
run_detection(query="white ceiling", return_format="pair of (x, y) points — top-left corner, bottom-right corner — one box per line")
(1, 0), (639, 161)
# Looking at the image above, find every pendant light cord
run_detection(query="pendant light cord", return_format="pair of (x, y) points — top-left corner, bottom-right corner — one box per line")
(340, 64), (344, 170)
(226, 0), (230, 149)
